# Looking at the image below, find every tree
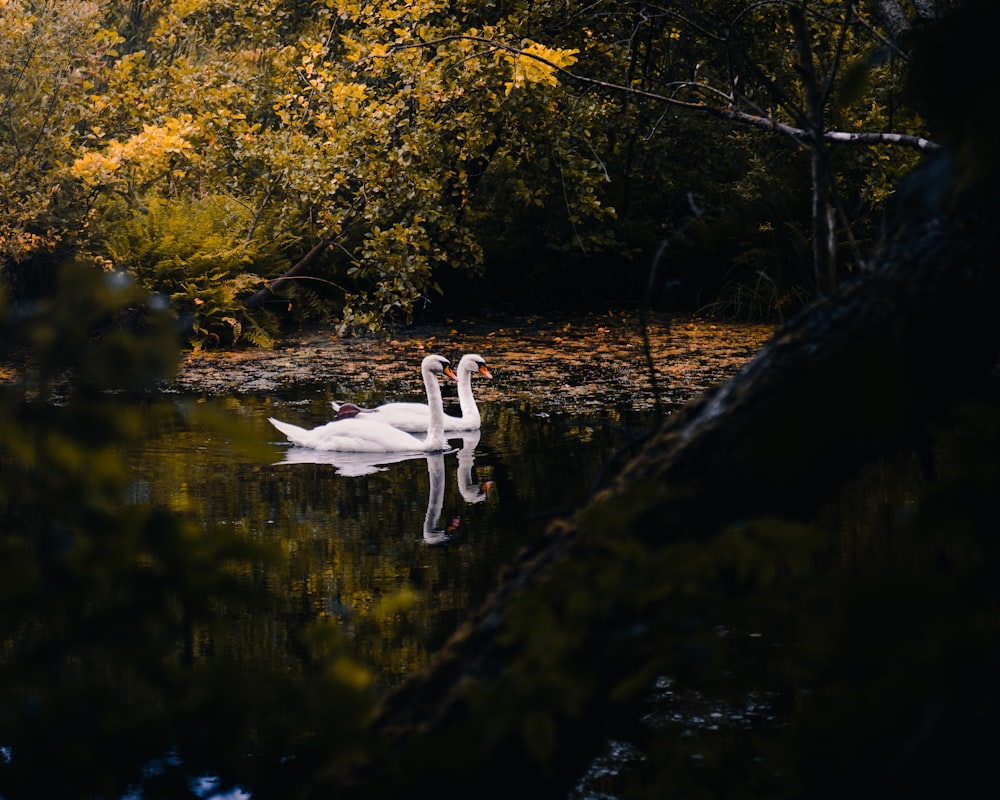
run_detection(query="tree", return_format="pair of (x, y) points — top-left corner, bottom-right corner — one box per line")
(461, 1), (941, 296)
(0, 0), (117, 292)
(313, 165), (1000, 800)
(64, 0), (615, 336)
(3, 1), (953, 332)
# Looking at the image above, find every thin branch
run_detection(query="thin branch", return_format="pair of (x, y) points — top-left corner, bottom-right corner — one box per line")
(244, 235), (337, 309)
(378, 35), (939, 152)
(790, 3), (823, 136)
(266, 274), (349, 294)
(0, 33), (44, 160)
(817, 1), (858, 110)
(243, 174), (282, 251)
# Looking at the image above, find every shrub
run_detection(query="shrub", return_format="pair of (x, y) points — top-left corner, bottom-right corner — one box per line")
(87, 194), (297, 349)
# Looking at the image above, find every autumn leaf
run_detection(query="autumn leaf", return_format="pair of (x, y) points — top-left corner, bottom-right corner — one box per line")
(502, 41), (579, 94)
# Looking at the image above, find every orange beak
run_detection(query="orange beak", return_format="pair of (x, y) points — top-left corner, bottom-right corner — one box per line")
(444, 365), (458, 380)
(478, 364), (493, 379)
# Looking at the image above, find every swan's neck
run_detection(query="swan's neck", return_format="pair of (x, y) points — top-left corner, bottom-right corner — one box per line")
(457, 369), (480, 421)
(422, 365), (446, 450)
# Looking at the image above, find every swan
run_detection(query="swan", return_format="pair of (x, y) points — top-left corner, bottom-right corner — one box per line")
(332, 353), (492, 432)
(268, 354), (457, 452)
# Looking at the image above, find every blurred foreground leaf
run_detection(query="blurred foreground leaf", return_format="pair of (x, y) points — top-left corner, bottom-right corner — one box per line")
(0, 262), (373, 799)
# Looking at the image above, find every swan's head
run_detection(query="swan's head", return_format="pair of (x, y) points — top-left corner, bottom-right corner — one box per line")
(424, 354), (458, 381)
(334, 402), (363, 420)
(459, 353), (492, 379)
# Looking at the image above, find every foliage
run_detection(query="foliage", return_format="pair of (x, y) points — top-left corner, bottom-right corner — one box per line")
(0, 4), (994, 794)
(0, 262), (374, 798)
(700, 266), (782, 322)
(0, 0), (113, 278)
(614, 0), (929, 297)
(50, 0), (615, 333)
(1, 0), (943, 334)
(84, 193), (294, 349)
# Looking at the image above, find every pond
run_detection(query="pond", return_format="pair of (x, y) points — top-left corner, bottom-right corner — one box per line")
(135, 312), (774, 688)
(7, 303), (996, 800)
(0, 310), (776, 798)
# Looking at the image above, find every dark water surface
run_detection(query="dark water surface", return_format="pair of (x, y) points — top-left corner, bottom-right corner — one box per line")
(9, 306), (994, 800)
(136, 313), (773, 686)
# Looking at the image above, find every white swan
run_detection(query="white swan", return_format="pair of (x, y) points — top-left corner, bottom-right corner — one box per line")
(332, 353), (492, 432)
(268, 354), (457, 452)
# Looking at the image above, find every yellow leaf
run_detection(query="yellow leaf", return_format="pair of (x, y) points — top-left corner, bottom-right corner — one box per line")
(502, 41), (578, 92)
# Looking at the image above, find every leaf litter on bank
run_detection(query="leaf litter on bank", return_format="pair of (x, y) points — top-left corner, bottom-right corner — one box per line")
(169, 312), (774, 416)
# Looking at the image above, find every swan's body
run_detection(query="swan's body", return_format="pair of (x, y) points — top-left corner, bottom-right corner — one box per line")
(332, 354), (492, 432)
(269, 355), (456, 452)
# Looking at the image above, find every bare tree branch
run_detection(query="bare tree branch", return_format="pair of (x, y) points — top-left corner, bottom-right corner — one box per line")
(380, 35), (939, 152)
(243, 235), (344, 309)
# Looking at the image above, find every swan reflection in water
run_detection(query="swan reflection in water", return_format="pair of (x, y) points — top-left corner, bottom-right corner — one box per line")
(452, 430), (493, 503)
(424, 431), (494, 545)
(275, 431), (492, 544)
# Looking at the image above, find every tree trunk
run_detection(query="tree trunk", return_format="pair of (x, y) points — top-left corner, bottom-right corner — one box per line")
(243, 236), (334, 310)
(790, 4), (841, 293)
(875, 0), (943, 40)
(310, 159), (1000, 800)
(810, 150), (838, 292)
(874, 0), (913, 40)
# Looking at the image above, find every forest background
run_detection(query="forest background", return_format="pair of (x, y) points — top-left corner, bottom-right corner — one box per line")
(1, 0), (942, 349)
